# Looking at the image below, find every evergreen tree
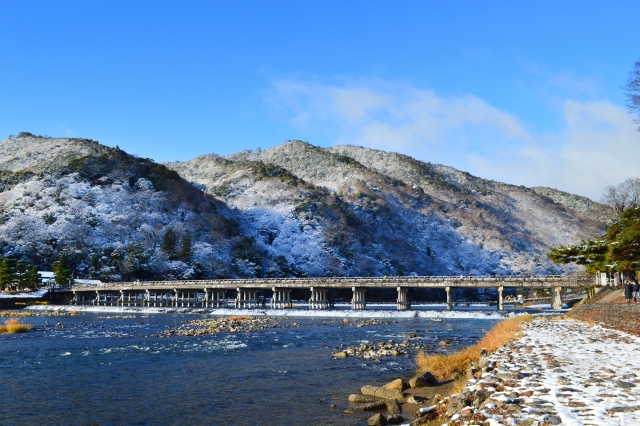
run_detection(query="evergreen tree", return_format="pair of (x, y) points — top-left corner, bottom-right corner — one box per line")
(53, 253), (73, 287)
(25, 265), (40, 288)
(161, 228), (177, 260)
(178, 234), (192, 262)
(0, 258), (17, 291)
(15, 260), (28, 290)
(548, 206), (640, 273)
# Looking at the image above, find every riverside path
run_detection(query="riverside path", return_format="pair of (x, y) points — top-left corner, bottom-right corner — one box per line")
(62, 274), (597, 311)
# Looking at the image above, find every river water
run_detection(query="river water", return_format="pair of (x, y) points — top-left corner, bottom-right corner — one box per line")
(0, 309), (505, 425)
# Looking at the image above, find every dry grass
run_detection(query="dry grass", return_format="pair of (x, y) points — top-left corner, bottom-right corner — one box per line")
(416, 315), (532, 381)
(0, 318), (32, 334)
(226, 315), (251, 321)
(0, 310), (32, 317)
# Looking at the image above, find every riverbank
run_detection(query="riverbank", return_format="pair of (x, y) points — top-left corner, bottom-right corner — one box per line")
(435, 318), (640, 425)
(568, 287), (640, 336)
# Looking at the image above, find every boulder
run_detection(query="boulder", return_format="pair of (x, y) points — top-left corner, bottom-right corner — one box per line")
(349, 394), (378, 403)
(333, 351), (348, 358)
(367, 413), (387, 426)
(361, 385), (380, 396)
(406, 395), (427, 404)
(386, 414), (404, 424)
(374, 387), (403, 400)
(381, 379), (408, 391)
(385, 398), (402, 414)
(409, 376), (428, 388)
(345, 400), (387, 413)
(410, 371), (438, 387)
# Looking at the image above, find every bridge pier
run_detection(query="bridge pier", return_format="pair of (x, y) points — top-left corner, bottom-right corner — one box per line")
(236, 288), (258, 309)
(351, 287), (366, 310)
(397, 287), (410, 310)
(205, 289), (227, 308)
(551, 286), (563, 310)
(446, 286), (452, 310)
(271, 287), (292, 308)
(497, 286), (504, 311)
(309, 287), (330, 309)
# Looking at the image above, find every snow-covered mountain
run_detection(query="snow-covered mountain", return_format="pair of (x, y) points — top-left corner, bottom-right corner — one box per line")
(167, 140), (609, 277)
(0, 133), (609, 281)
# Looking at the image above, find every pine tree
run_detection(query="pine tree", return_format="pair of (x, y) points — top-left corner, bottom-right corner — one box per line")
(178, 234), (192, 262)
(0, 258), (17, 291)
(25, 265), (40, 289)
(16, 260), (28, 290)
(161, 228), (177, 260)
(548, 206), (640, 273)
(53, 253), (73, 287)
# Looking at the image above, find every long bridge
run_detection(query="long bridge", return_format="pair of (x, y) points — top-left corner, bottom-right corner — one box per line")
(64, 274), (597, 311)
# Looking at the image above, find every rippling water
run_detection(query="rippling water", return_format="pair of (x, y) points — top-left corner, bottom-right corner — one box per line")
(0, 312), (499, 425)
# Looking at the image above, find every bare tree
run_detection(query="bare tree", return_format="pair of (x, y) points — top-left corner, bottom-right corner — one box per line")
(602, 177), (640, 217)
(623, 60), (640, 131)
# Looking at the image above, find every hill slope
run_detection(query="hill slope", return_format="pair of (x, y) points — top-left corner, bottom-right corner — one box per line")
(0, 134), (609, 280)
(167, 141), (608, 277)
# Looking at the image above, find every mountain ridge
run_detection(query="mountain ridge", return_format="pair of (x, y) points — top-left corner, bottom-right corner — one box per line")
(0, 134), (610, 281)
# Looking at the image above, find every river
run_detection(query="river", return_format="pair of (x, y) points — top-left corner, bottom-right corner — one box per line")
(0, 308), (508, 425)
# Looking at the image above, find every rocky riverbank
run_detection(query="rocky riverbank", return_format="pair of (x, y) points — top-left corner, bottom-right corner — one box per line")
(416, 318), (640, 425)
(344, 314), (640, 425)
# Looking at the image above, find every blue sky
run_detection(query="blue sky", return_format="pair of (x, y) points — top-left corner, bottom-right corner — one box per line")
(1, 1), (639, 198)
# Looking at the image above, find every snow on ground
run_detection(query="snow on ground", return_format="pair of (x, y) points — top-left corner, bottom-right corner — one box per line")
(459, 319), (640, 425)
(25, 304), (514, 319)
(0, 289), (48, 298)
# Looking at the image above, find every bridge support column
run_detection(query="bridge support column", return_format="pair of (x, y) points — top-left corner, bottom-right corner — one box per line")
(497, 286), (504, 311)
(351, 287), (366, 310)
(309, 287), (329, 309)
(236, 288), (258, 309)
(207, 290), (226, 308)
(271, 288), (292, 308)
(446, 287), (453, 311)
(397, 287), (411, 310)
(551, 287), (563, 310)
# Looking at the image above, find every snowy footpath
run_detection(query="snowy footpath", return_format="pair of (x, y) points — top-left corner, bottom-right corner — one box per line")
(445, 319), (640, 425)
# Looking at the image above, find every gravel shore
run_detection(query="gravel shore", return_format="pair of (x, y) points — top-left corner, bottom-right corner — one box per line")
(437, 318), (640, 425)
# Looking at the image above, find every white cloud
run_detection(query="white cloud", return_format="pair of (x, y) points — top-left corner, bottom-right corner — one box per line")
(269, 79), (640, 200)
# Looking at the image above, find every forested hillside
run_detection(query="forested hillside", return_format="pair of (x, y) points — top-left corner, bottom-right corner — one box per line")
(0, 133), (609, 282)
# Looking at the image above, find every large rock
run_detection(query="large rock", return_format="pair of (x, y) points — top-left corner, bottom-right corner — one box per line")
(361, 385), (380, 396)
(407, 395), (427, 404)
(374, 387), (404, 399)
(345, 400), (387, 413)
(367, 413), (387, 426)
(385, 398), (402, 414)
(386, 414), (404, 424)
(349, 394), (378, 403)
(381, 379), (408, 391)
(410, 371), (439, 388)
